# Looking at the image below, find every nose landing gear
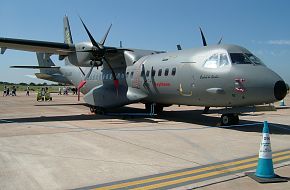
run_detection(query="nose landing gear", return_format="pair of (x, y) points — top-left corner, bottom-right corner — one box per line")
(90, 106), (106, 115)
(221, 114), (239, 126)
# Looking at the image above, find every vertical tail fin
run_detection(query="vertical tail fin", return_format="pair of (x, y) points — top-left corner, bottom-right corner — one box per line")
(64, 15), (73, 45)
(36, 53), (58, 74)
(63, 15), (73, 65)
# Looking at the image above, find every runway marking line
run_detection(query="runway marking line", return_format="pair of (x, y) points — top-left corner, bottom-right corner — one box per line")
(91, 150), (290, 190)
(132, 155), (290, 190)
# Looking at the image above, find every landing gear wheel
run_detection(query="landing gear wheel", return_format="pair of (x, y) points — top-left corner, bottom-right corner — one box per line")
(90, 107), (96, 113)
(233, 114), (239, 125)
(221, 114), (239, 126)
(89, 106), (105, 115)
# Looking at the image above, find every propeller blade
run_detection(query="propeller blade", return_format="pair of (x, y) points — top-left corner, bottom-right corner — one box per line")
(199, 27), (207, 46)
(217, 36), (223, 45)
(78, 67), (85, 76)
(84, 64), (95, 80)
(79, 17), (101, 50)
(103, 57), (119, 96)
(100, 23), (112, 46)
(77, 64), (95, 101)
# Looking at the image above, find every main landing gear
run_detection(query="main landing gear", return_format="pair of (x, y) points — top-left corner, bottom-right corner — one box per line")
(220, 114), (239, 126)
(145, 103), (164, 115)
(90, 106), (106, 115)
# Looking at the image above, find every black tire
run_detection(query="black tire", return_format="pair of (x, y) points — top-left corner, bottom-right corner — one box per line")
(233, 114), (239, 125)
(90, 107), (96, 113)
(221, 114), (235, 126)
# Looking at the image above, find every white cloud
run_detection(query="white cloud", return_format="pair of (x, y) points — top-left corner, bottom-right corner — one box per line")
(266, 40), (290, 45)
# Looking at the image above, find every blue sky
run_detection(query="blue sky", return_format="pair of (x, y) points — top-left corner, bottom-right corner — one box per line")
(0, 0), (290, 84)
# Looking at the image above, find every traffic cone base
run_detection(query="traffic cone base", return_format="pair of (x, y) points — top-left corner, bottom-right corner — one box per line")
(256, 158), (275, 178)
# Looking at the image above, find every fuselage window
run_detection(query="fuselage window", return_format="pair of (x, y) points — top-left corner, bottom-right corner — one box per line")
(130, 72), (134, 78)
(146, 70), (150, 77)
(126, 72), (129, 78)
(171, 68), (176, 76)
(158, 69), (162, 76)
(151, 69), (156, 77)
(165, 68), (169, 76)
(141, 70), (145, 77)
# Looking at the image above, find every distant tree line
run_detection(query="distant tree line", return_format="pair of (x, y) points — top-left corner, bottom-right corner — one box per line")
(0, 81), (62, 86)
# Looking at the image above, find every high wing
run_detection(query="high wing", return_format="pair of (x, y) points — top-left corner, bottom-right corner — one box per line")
(0, 37), (75, 55)
(10, 65), (60, 69)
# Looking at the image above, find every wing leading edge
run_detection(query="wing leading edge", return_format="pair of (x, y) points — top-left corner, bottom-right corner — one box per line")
(0, 37), (75, 55)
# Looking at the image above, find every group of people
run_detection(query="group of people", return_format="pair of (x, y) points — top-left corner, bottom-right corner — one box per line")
(3, 85), (17, 96)
(3, 85), (77, 97)
(58, 87), (78, 95)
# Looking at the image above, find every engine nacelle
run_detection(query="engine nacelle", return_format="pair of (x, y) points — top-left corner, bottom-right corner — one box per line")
(67, 42), (102, 67)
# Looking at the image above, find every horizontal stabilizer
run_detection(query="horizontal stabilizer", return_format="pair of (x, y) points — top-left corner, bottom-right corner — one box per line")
(10, 65), (60, 69)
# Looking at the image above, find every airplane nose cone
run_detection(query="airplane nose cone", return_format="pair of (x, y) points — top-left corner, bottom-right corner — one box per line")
(274, 80), (287, 101)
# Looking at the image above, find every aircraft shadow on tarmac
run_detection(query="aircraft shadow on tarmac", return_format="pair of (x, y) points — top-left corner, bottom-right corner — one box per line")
(0, 106), (289, 135)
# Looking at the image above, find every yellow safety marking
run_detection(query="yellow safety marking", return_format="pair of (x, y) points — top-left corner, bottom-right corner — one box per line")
(133, 155), (290, 190)
(95, 150), (290, 190)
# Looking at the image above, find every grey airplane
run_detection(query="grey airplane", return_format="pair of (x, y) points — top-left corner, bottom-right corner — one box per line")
(0, 16), (288, 125)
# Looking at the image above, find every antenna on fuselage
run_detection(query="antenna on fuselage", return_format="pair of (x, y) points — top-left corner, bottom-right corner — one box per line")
(199, 27), (207, 46)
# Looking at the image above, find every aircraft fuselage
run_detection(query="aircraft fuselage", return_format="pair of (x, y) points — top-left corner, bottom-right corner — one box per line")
(61, 44), (287, 108)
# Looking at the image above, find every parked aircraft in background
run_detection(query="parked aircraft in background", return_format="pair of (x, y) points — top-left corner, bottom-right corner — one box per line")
(0, 16), (287, 125)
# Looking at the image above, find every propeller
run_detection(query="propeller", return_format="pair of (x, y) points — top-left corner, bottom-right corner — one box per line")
(77, 17), (120, 100)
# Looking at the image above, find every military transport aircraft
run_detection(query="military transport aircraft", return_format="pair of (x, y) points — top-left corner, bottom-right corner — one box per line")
(0, 16), (287, 125)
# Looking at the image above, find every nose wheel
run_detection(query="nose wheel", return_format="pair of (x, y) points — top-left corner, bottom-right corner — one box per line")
(90, 106), (106, 115)
(221, 114), (239, 126)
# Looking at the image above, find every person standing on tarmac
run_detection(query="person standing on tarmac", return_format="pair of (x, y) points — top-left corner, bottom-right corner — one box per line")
(3, 85), (6, 96)
(26, 86), (30, 96)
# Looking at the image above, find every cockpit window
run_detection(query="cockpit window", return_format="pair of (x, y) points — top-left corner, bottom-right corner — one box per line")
(204, 54), (219, 68)
(219, 53), (230, 67)
(203, 53), (230, 69)
(245, 53), (264, 65)
(230, 53), (251, 64)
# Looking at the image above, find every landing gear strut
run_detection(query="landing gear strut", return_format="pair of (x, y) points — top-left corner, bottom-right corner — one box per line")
(145, 103), (164, 115)
(221, 114), (239, 126)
